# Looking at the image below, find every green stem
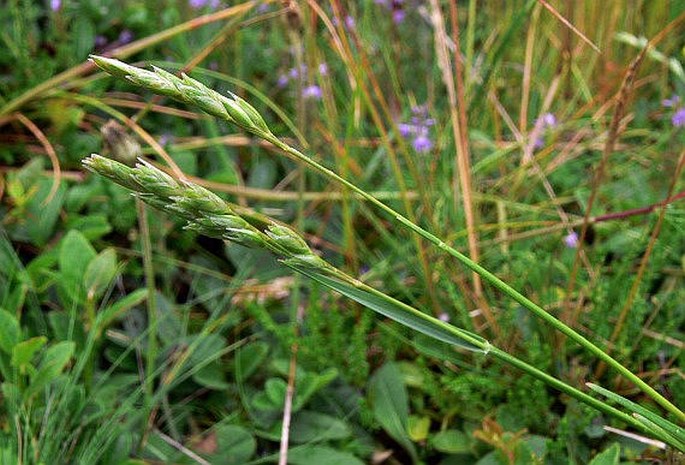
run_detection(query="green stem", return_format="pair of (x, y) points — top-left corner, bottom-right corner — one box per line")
(488, 348), (645, 430)
(336, 272), (646, 433)
(137, 199), (158, 420)
(267, 135), (685, 423)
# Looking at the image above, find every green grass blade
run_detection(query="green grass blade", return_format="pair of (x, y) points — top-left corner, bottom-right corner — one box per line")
(285, 264), (490, 354)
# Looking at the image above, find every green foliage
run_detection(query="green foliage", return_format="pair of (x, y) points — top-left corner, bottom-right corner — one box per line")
(1, 0), (684, 464)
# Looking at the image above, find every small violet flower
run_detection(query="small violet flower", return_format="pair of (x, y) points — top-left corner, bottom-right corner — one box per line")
(277, 74), (289, 88)
(332, 15), (356, 30)
(376, 0), (407, 24)
(118, 30), (134, 45)
(50, 0), (61, 11)
(673, 108), (685, 128)
(392, 9), (406, 24)
(302, 85), (322, 100)
(278, 63), (327, 91)
(532, 112), (558, 149)
(662, 94), (685, 128)
(95, 35), (108, 48)
(540, 112), (557, 128)
(662, 95), (680, 108)
(412, 133), (433, 153)
(563, 231), (579, 249)
(189, 0), (206, 8)
(345, 15), (356, 29)
(398, 105), (435, 153)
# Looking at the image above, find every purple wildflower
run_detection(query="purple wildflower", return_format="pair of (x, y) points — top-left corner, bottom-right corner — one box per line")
(344, 15), (356, 29)
(332, 15), (356, 30)
(302, 85), (322, 100)
(412, 133), (433, 153)
(50, 0), (61, 11)
(398, 123), (413, 137)
(438, 312), (450, 322)
(95, 35), (108, 48)
(277, 74), (289, 88)
(541, 112), (557, 128)
(673, 108), (685, 127)
(189, 0), (207, 8)
(288, 64), (306, 80)
(159, 134), (174, 147)
(257, 2), (270, 13)
(662, 95), (680, 108)
(118, 30), (133, 45)
(563, 232), (579, 249)
(209, 0), (220, 8)
(318, 63), (328, 76)
(532, 112), (557, 150)
(399, 105), (435, 153)
(392, 9), (406, 23)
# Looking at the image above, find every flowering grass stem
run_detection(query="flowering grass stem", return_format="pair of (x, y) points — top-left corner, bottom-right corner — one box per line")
(83, 153), (651, 437)
(88, 56), (685, 425)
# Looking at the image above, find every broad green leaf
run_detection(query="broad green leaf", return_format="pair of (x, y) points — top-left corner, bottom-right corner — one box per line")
(29, 341), (75, 394)
(289, 410), (351, 443)
(408, 415), (431, 442)
(431, 429), (471, 454)
(39, 341), (75, 375)
(265, 377), (287, 405)
(0, 308), (21, 353)
(235, 341), (269, 381)
(97, 289), (148, 330)
(26, 179), (66, 247)
(65, 214), (112, 241)
(284, 445), (364, 465)
(59, 230), (96, 302)
(84, 248), (118, 300)
(288, 266), (489, 354)
(369, 363), (417, 463)
(72, 16), (96, 61)
(292, 368), (338, 412)
(192, 360), (230, 390)
(11, 336), (47, 368)
(212, 424), (256, 464)
(588, 443), (620, 465)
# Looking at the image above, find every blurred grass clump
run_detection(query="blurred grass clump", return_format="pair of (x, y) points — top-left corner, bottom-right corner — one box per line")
(1, 1), (684, 464)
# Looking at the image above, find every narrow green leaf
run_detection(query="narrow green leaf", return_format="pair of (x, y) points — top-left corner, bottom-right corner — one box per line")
(289, 266), (489, 354)
(587, 383), (685, 450)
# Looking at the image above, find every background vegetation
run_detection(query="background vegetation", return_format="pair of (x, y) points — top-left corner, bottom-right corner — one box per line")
(0, 0), (684, 464)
